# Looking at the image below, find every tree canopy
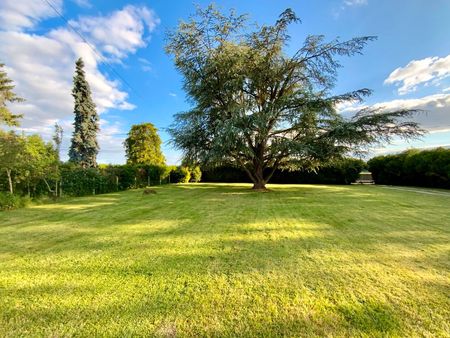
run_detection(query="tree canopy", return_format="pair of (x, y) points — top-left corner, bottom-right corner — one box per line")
(0, 131), (58, 194)
(166, 6), (423, 189)
(0, 63), (24, 127)
(124, 123), (165, 166)
(69, 58), (99, 168)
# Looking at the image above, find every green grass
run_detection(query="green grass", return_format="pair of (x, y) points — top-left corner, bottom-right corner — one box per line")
(0, 184), (449, 337)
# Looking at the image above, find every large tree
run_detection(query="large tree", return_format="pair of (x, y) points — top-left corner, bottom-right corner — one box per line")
(0, 63), (24, 127)
(166, 6), (423, 190)
(69, 58), (99, 168)
(124, 123), (165, 166)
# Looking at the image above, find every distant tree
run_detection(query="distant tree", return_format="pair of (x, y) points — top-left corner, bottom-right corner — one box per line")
(53, 123), (63, 161)
(69, 58), (99, 168)
(0, 63), (24, 127)
(0, 131), (58, 195)
(166, 6), (424, 190)
(21, 135), (59, 196)
(0, 131), (24, 194)
(124, 123), (165, 166)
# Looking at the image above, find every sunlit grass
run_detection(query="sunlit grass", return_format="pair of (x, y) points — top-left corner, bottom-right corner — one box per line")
(0, 184), (449, 336)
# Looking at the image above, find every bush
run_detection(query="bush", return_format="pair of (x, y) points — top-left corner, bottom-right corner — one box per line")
(368, 147), (450, 189)
(190, 166), (202, 182)
(170, 166), (191, 183)
(0, 193), (31, 211)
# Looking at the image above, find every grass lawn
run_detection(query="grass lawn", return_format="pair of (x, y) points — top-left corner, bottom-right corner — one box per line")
(0, 184), (449, 337)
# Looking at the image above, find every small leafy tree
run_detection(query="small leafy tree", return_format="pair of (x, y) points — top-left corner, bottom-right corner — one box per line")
(21, 135), (59, 196)
(0, 131), (24, 194)
(69, 58), (99, 168)
(167, 6), (423, 190)
(0, 63), (24, 127)
(53, 123), (63, 161)
(124, 123), (165, 166)
(0, 132), (57, 195)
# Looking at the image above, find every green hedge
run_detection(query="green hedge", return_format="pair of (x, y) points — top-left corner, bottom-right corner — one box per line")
(59, 163), (170, 197)
(368, 148), (450, 189)
(1, 162), (204, 200)
(202, 158), (366, 184)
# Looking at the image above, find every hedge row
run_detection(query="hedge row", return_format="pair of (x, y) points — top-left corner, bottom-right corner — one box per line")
(367, 147), (450, 189)
(59, 164), (203, 197)
(60, 164), (169, 197)
(202, 158), (366, 185)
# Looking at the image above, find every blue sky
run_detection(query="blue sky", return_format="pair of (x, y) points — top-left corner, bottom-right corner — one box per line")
(1, 0), (449, 164)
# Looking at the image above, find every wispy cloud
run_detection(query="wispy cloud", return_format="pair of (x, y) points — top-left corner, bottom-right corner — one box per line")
(138, 57), (152, 72)
(334, 0), (368, 18)
(169, 92), (177, 97)
(344, 0), (368, 6)
(72, 0), (91, 8)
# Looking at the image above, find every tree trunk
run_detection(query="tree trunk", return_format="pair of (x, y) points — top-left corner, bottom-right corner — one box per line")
(6, 169), (13, 194)
(251, 160), (267, 190)
(252, 179), (267, 190)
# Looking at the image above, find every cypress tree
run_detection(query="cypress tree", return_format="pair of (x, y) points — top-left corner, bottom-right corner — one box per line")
(69, 58), (99, 168)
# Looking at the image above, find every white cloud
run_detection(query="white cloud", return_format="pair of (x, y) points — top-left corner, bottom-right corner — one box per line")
(169, 93), (177, 97)
(0, 0), (62, 31)
(344, 0), (368, 6)
(0, 2), (160, 163)
(385, 55), (450, 95)
(69, 5), (160, 60)
(72, 0), (91, 8)
(334, 0), (368, 18)
(138, 57), (152, 72)
(339, 93), (450, 132)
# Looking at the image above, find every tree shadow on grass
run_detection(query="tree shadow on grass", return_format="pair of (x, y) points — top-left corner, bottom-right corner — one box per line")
(0, 184), (448, 335)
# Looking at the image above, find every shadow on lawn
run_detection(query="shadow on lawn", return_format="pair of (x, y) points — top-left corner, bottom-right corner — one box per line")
(0, 184), (448, 335)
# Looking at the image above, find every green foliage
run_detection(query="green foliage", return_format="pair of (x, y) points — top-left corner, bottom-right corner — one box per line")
(190, 166), (202, 182)
(170, 166), (191, 183)
(69, 58), (99, 168)
(0, 131), (58, 195)
(53, 123), (63, 161)
(0, 63), (24, 127)
(166, 6), (423, 189)
(0, 192), (31, 211)
(60, 163), (170, 197)
(368, 147), (450, 188)
(202, 158), (365, 184)
(124, 123), (165, 166)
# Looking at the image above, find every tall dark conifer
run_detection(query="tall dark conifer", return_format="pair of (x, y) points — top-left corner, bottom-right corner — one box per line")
(69, 58), (99, 168)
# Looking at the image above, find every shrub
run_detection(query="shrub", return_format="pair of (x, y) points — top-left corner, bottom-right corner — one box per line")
(368, 147), (450, 189)
(190, 166), (202, 182)
(0, 193), (31, 211)
(169, 166), (192, 183)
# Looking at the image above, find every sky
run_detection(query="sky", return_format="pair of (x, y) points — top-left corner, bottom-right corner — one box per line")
(1, 0), (449, 164)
